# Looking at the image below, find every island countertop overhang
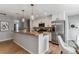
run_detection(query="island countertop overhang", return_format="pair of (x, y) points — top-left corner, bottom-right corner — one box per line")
(14, 31), (49, 36)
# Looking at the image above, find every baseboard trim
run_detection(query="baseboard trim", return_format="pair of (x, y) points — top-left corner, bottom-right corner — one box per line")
(13, 40), (33, 54)
(0, 38), (12, 42)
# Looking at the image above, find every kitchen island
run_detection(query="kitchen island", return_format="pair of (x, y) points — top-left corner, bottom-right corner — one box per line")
(13, 32), (49, 54)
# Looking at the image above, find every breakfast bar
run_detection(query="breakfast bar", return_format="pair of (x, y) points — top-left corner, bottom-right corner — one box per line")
(13, 32), (49, 54)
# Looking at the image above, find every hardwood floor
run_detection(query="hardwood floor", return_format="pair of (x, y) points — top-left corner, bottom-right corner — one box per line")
(0, 40), (60, 54)
(49, 42), (61, 54)
(0, 40), (30, 54)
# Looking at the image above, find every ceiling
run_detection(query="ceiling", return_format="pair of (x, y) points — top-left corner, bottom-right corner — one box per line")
(0, 4), (79, 19)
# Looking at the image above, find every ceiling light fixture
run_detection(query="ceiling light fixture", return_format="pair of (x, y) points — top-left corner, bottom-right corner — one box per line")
(21, 10), (25, 22)
(30, 4), (34, 20)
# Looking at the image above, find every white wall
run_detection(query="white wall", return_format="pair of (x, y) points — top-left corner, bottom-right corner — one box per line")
(68, 15), (79, 41)
(52, 12), (66, 21)
(0, 15), (14, 41)
(0, 14), (30, 41)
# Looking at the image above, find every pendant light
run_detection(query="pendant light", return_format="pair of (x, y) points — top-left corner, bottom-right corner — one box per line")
(21, 10), (25, 22)
(30, 4), (34, 20)
(14, 13), (19, 24)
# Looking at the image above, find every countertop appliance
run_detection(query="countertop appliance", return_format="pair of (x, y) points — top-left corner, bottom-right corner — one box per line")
(51, 20), (65, 44)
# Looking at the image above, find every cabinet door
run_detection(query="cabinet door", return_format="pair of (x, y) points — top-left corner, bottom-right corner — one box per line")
(38, 35), (49, 53)
(49, 33), (52, 41)
(44, 35), (49, 51)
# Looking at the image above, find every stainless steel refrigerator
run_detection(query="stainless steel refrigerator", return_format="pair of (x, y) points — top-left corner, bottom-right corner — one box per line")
(51, 20), (65, 44)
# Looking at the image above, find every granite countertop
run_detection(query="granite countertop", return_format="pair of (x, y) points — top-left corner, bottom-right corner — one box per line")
(14, 31), (49, 36)
(14, 31), (39, 36)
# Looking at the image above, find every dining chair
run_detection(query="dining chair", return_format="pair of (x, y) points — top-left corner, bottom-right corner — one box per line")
(57, 35), (76, 54)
